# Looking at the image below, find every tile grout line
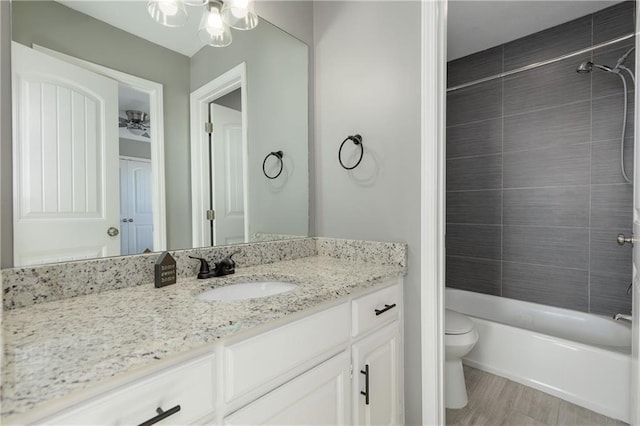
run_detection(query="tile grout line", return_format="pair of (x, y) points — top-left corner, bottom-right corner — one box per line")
(448, 87), (635, 132)
(447, 222), (596, 230)
(448, 140), (591, 161)
(500, 44), (505, 298)
(447, 254), (590, 273)
(447, 182), (629, 193)
(447, 135), (634, 162)
(588, 17), (594, 314)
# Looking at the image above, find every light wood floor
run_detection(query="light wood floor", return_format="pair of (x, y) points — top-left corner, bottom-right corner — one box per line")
(445, 366), (628, 426)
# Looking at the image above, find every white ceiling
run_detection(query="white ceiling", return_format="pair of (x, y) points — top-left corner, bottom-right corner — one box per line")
(447, 0), (618, 60)
(57, 0), (208, 57)
(119, 85), (149, 112)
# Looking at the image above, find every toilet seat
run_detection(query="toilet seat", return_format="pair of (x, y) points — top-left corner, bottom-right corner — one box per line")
(445, 309), (474, 335)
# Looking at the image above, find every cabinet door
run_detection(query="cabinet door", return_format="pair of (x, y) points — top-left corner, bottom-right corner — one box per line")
(352, 322), (401, 426)
(224, 351), (351, 425)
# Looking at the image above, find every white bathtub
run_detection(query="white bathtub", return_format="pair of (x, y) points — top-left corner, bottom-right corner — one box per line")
(446, 288), (632, 422)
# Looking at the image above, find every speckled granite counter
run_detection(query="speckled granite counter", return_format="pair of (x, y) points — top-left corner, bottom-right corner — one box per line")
(1, 255), (405, 420)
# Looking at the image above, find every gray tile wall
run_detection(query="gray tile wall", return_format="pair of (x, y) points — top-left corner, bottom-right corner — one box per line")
(446, 1), (635, 316)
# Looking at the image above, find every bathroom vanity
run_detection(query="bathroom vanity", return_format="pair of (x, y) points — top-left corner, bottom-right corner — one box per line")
(1, 238), (406, 425)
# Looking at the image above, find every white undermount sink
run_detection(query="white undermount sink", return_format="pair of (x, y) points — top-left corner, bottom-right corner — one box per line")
(197, 281), (298, 301)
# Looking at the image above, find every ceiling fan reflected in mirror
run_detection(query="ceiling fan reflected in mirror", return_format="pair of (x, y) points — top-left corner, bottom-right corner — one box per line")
(119, 110), (151, 138)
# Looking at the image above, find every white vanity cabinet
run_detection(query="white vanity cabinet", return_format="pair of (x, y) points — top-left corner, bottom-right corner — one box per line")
(222, 302), (351, 407)
(224, 351), (352, 425)
(351, 282), (403, 425)
(225, 281), (403, 426)
(38, 281), (403, 426)
(352, 322), (402, 425)
(43, 353), (217, 425)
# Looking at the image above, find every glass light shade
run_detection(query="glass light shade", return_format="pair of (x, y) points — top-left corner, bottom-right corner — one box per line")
(127, 127), (146, 136)
(221, 0), (258, 30)
(199, 2), (232, 47)
(147, 0), (187, 27)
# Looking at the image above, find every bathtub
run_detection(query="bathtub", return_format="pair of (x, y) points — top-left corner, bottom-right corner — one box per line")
(446, 288), (632, 422)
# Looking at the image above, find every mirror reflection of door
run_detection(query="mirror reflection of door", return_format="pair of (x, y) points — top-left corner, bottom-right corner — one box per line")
(12, 42), (120, 266)
(119, 158), (153, 255)
(209, 91), (245, 246)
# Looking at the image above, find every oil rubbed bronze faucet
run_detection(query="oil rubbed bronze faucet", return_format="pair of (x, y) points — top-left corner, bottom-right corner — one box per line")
(189, 251), (238, 279)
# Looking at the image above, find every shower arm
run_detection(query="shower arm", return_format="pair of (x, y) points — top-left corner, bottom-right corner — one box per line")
(615, 47), (635, 70)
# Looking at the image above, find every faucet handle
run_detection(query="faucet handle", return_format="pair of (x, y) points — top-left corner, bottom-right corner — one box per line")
(189, 256), (212, 279)
(220, 250), (240, 267)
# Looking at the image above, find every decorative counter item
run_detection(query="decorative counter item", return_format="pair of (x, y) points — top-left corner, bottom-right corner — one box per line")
(155, 252), (177, 288)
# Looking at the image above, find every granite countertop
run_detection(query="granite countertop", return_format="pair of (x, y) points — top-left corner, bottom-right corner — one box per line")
(1, 255), (405, 420)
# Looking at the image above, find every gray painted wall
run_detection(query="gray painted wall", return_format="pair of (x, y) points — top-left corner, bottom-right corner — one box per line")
(254, 1), (316, 236)
(446, 1), (635, 316)
(191, 19), (309, 238)
(11, 0), (192, 253)
(120, 139), (152, 160)
(213, 88), (242, 112)
(0, 1), (11, 268)
(255, 1), (313, 47)
(313, 2), (422, 422)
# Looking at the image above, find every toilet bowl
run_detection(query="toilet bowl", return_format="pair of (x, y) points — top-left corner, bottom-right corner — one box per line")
(445, 309), (478, 409)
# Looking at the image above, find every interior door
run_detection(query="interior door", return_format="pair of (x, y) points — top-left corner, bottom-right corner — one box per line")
(12, 42), (119, 266)
(119, 158), (153, 255)
(209, 103), (245, 245)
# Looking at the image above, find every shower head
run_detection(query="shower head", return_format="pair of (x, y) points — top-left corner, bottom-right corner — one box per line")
(576, 61), (593, 73)
(576, 61), (614, 73)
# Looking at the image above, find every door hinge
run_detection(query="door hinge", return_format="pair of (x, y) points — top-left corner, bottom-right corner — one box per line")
(205, 122), (213, 134)
(206, 210), (215, 221)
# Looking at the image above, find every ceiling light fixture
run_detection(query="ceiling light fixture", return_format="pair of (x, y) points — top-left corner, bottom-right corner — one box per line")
(147, 0), (258, 47)
(147, 0), (187, 28)
(199, 1), (232, 47)
(221, 0), (258, 31)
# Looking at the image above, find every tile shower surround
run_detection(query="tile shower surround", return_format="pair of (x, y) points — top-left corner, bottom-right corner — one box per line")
(446, 1), (635, 315)
(1, 238), (407, 310)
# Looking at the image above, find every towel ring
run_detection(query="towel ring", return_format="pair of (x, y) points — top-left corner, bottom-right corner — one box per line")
(263, 151), (284, 179)
(338, 134), (364, 170)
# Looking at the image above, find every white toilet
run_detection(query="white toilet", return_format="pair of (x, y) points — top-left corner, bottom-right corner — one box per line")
(445, 309), (478, 409)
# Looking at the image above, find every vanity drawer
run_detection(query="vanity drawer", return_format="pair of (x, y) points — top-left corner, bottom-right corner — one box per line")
(45, 354), (215, 425)
(223, 302), (350, 403)
(352, 282), (401, 338)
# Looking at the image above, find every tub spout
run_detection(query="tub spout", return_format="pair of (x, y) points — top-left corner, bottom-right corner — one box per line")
(614, 313), (632, 322)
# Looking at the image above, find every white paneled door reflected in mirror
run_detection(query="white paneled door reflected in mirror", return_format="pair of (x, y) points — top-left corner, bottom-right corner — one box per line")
(8, 0), (309, 267)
